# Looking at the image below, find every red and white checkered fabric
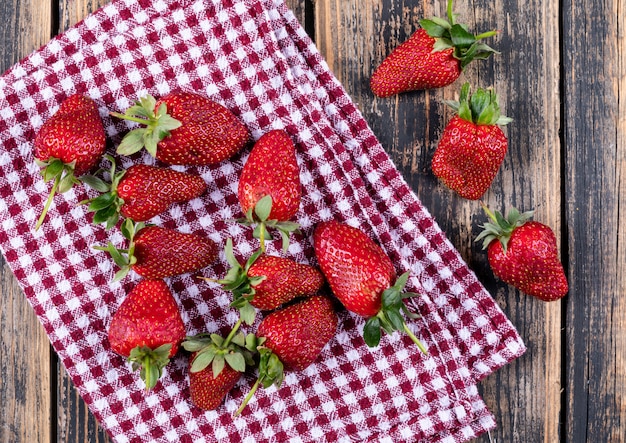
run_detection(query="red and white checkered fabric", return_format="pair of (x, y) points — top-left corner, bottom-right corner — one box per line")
(0, 0), (525, 441)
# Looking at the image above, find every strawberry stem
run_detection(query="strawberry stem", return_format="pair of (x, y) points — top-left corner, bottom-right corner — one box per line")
(109, 111), (146, 124)
(403, 323), (428, 355)
(475, 30), (498, 40)
(234, 378), (261, 417)
(222, 319), (243, 348)
(480, 200), (498, 223)
(35, 175), (60, 230)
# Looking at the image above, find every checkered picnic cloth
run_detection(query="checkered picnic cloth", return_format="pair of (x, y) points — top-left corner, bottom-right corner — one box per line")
(0, 0), (525, 441)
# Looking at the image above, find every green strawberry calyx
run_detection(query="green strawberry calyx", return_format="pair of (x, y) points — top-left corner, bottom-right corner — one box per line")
(35, 157), (80, 230)
(362, 271), (428, 355)
(111, 95), (182, 158)
(419, 0), (499, 69)
(235, 195), (300, 253)
(182, 321), (256, 379)
(200, 238), (266, 325)
(475, 202), (534, 252)
(80, 154), (127, 229)
(93, 218), (144, 282)
(445, 82), (513, 126)
(234, 343), (283, 417)
(128, 343), (172, 390)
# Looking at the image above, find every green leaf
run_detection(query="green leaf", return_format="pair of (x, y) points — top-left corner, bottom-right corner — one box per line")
(225, 352), (246, 373)
(239, 302), (257, 326)
(88, 192), (116, 211)
(363, 317), (382, 347)
(231, 332), (246, 348)
(210, 334), (224, 347)
(254, 195), (273, 221)
(58, 172), (77, 194)
(212, 355), (226, 378)
(385, 310), (405, 332)
(80, 175), (111, 193)
(42, 159), (65, 181)
(116, 128), (147, 156)
(419, 18), (449, 37)
(92, 205), (118, 226)
(190, 348), (216, 373)
(449, 24), (477, 48)
(158, 114), (183, 132)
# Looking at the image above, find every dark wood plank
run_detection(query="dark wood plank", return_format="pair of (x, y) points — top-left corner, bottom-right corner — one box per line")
(0, 1), (54, 442)
(314, 0), (562, 441)
(562, 0), (626, 441)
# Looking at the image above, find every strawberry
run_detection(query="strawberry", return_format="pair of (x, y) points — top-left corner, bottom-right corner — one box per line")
(237, 130), (301, 251)
(476, 205), (568, 301)
(188, 358), (242, 410)
(112, 92), (249, 165)
(209, 239), (324, 324)
(34, 94), (106, 230)
(182, 327), (256, 410)
(235, 295), (337, 416)
(431, 83), (512, 200)
(108, 279), (186, 389)
(81, 155), (207, 228)
(314, 220), (427, 352)
(96, 219), (218, 281)
(370, 0), (498, 97)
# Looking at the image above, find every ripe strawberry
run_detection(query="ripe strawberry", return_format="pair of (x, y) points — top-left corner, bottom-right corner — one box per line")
(314, 220), (427, 352)
(237, 130), (301, 251)
(108, 279), (186, 389)
(112, 92), (249, 165)
(182, 327), (256, 410)
(96, 219), (218, 281)
(235, 295), (337, 416)
(431, 83), (512, 200)
(81, 155), (207, 228)
(188, 358), (242, 410)
(210, 239), (325, 324)
(476, 206), (568, 301)
(370, 0), (497, 97)
(34, 94), (106, 230)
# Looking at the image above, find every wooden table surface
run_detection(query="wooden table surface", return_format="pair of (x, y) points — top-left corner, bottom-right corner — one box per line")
(1, 0), (624, 442)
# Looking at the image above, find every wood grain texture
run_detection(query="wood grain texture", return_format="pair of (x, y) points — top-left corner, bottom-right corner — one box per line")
(313, 0), (562, 441)
(2, 0), (624, 441)
(563, 0), (626, 440)
(0, 1), (53, 443)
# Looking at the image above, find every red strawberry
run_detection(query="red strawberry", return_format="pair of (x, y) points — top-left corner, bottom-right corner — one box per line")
(432, 83), (512, 200)
(34, 94), (106, 230)
(211, 239), (325, 324)
(112, 92), (249, 165)
(237, 130), (301, 251)
(82, 155), (207, 228)
(476, 206), (568, 301)
(314, 220), (427, 352)
(188, 358), (242, 410)
(182, 327), (255, 410)
(370, 0), (497, 97)
(235, 295), (337, 416)
(108, 279), (186, 389)
(97, 219), (218, 281)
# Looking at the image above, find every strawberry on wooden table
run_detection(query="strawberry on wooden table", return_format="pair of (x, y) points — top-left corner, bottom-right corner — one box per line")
(81, 155), (207, 228)
(96, 219), (218, 281)
(370, 0), (498, 97)
(237, 129), (301, 252)
(112, 92), (249, 165)
(431, 82), (512, 200)
(182, 327), (256, 410)
(314, 220), (427, 353)
(34, 94), (106, 230)
(476, 205), (569, 301)
(108, 279), (186, 389)
(235, 295), (338, 416)
(208, 239), (325, 324)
